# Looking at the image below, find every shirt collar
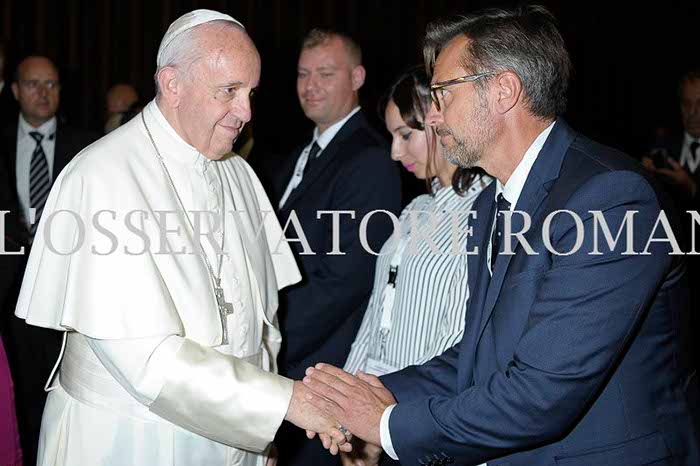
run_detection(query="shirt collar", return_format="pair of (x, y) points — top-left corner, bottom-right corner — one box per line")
(18, 113), (57, 142)
(495, 121), (555, 209)
(313, 106), (361, 150)
(431, 178), (457, 207)
(684, 132), (700, 147)
(147, 100), (208, 168)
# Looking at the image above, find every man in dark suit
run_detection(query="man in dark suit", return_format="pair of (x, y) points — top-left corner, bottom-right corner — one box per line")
(642, 70), (700, 206)
(0, 55), (96, 466)
(274, 29), (401, 466)
(642, 70), (700, 371)
(302, 7), (698, 466)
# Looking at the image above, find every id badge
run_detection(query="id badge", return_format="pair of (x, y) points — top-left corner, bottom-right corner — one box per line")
(365, 357), (399, 376)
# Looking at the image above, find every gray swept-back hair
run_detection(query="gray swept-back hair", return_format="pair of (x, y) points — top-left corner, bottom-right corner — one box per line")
(423, 5), (572, 119)
(154, 19), (243, 95)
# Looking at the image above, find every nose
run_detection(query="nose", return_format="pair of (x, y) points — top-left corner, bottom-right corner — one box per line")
(425, 101), (444, 128)
(233, 94), (253, 124)
(390, 138), (403, 161)
(690, 101), (700, 117)
(304, 73), (320, 93)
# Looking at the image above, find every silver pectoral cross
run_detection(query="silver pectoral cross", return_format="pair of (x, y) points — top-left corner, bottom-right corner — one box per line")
(214, 282), (234, 345)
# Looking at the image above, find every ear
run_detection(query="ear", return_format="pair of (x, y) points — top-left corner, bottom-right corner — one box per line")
(157, 67), (183, 108)
(493, 71), (522, 115)
(351, 65), (366, 91)
(11, 82), (19, 101)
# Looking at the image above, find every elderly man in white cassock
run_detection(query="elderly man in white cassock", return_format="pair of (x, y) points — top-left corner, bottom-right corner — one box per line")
(14, 9), (351, 466)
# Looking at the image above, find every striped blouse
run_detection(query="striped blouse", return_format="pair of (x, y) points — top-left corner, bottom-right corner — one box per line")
(344, 174), (492, 375)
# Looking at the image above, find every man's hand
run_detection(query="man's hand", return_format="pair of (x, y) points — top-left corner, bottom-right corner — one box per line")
(642, 155), (697, 198)
(302, 364), (396, 446)
(285, 380), (352, 454)
(341, 438), (383, 466)
(656, 157), (697, 198)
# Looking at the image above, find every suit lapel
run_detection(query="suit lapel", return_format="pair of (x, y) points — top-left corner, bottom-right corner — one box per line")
(3, 123), (19, 191)
(52, 122), (72, 179)
(1, 123), (26, 237)
(475, 120), (577, 343)
(281, 112), (365, 210)
(457, 182), (496, 383)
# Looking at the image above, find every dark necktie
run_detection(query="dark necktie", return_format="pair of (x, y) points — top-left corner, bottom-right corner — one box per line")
(490, 193), (511, 272)
(29, 131), (51, 237)
(303, 141), (321, 175)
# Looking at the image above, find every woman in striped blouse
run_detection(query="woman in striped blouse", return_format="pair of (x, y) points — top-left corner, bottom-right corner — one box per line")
(341, 67), (490, 466)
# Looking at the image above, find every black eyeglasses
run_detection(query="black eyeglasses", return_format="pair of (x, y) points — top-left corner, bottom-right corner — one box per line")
(430, 72), (496, 111)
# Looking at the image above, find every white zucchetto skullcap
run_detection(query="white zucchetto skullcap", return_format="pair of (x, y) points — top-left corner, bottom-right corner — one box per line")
(157, 9), (244, 67)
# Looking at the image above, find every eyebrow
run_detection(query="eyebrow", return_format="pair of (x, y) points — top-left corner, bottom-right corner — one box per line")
(217, 81), (245, 88)
(391, 124), (409, 133)
(298, 65), (339, 72)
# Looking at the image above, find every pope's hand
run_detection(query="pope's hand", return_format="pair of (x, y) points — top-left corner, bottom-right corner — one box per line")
(285, 380), (352, 454)
(303, 364), (396, 446)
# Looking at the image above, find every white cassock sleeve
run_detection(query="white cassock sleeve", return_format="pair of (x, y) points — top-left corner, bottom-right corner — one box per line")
(86, 334), (294, 452)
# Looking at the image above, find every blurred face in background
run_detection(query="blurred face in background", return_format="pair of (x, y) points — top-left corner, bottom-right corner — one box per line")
(12, 56), (60, 128)
(106, 84), (138, 115)
(681, 78), (700, 139)
(297, 36), (365, 133)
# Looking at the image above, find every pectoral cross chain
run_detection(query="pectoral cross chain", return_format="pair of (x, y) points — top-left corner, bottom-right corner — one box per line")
(214, 282), (235, 345)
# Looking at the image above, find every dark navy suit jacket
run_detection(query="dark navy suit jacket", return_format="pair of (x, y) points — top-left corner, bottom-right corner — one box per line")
(275, 111), (402, 380)
(382, 120), (699, 466)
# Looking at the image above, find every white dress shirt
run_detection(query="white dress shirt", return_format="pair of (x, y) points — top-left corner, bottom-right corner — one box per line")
(679, 132), (700, 174)
(486, 122), (555, 275)
(15, 114), (57, 225)
(278, 106), (361, 208)
(380, 121), (556, 462)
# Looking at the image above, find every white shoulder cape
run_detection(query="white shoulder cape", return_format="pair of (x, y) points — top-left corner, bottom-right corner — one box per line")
(15, 106), (300, 344)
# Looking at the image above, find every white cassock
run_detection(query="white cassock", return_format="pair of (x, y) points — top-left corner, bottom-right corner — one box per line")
(15, 100), (301, 466)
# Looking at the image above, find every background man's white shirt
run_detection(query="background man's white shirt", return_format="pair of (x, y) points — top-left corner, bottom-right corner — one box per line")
(15, 113), (57, 225)
(278, 106), (361, 208)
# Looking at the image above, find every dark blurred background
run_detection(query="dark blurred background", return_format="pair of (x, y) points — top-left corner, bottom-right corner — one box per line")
(1, 0), (698, 160)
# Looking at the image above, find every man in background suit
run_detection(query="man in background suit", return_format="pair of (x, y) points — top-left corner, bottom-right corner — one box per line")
(0, 55), (96, 466)
(643, 69), (700, 371)
(274, 29), (401, 466)
(643, 69), (700, 205)
(103, 82), (139, 134)
(303, 7), (698, 466)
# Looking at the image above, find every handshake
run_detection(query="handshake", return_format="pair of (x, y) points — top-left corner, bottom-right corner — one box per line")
(283, 364), (397, 466)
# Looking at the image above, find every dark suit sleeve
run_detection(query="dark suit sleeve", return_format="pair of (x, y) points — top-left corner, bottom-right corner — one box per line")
(387, 171), (674, 466)
(381, 340), (462, 402)
(282, 146), (401, 366)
